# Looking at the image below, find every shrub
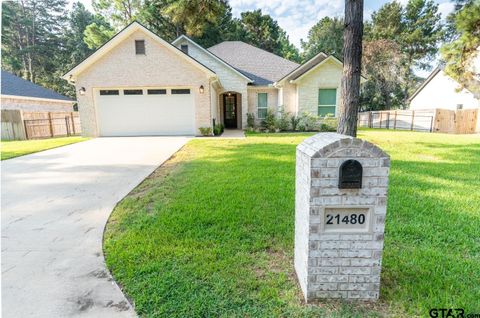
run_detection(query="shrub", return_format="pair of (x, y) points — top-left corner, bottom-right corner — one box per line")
(263, 109), (276, 131)
(213, 124), (224, 136)
(320, 115), (338, 132)
(246, 113), (256, 128)
(290, 115), (300, 131)
(298, 112), (320, 131)
(276, 109), (291, 131)
(199, 127), (212, 136)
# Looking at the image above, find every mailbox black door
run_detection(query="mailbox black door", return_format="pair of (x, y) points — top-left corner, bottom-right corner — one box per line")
(339, 160), (363, 189)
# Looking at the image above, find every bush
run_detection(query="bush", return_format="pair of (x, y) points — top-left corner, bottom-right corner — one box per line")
(213, 124), (224, 136)
(276, 109), (291, 131)
(246, 113), (256, 129)
(199, 127), (212, 136)
(320, 115), (338, 132)
(290, 115), (300, 131)
(298, 112), (320, 131)
(263, 109), (276, 131)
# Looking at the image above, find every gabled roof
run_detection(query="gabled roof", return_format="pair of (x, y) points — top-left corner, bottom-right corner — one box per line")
(275, 53), (366, 85)
(172, 35), (253, 82)
(409, 66), (442, 102)
(1, 71), (73, 101)
(276, 52), (329, 83)
(208, 41), (299, 85)
(63, 21), (216, 81)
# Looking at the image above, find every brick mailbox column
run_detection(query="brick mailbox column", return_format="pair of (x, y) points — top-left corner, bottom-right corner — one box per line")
(294, 133), (390, 301)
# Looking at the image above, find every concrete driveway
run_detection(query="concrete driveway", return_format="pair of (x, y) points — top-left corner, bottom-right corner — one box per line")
(1, 137), (189, 317)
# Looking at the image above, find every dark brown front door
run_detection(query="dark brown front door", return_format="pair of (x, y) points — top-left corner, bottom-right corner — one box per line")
(223, 94), (237, 128)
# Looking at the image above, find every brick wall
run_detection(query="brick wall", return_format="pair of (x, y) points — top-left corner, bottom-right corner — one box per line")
(296, 60), (343, 117)
(175, 38), (250, 128)
(75, 30), (213, 136)
(1, 97), (73, 112)
(295, 133), (390, 301)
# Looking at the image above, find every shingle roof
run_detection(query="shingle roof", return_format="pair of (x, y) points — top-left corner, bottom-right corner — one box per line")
(208, 41), (299, 85)
(1, 70), (73, 101)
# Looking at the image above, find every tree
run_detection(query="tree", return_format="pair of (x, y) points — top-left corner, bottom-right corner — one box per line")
(162, 0), (227, 37)
(1, 0), (68, 84)
(360, 40), (406, 111)
(65, 3), (96, 67)
(367, 1), (404, 41)
(139, 0), (177, 42)
(83, 19), (116, 49)
(337, 0), (364, 137)
(235, 10), (300, 62)
(360, 0), (444, 108)
(441, 1), (480, 97)
(301, 17), (344, 60)
(401, 0), (444, 103)
(92, 0), (142, 28)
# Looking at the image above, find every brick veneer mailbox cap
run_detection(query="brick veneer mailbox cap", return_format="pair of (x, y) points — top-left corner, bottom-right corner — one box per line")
(294, 132), (390, 302)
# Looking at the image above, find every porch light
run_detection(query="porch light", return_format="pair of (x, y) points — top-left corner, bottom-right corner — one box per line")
(78, 87), (86, 96)
(199, 85), (204, 94)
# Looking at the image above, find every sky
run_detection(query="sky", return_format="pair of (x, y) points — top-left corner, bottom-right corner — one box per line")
(71, 0), (455, 49)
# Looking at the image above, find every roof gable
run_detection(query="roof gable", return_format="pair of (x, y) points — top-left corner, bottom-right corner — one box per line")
(208, 41), (299, 85)
(172, 35), (253, 82)
(276, 52), (329, 83)
(409, 67), (478, 102)
(290, 56), (344, 83)
(63, 21), (215, 81)
(1, 71), (73, 101)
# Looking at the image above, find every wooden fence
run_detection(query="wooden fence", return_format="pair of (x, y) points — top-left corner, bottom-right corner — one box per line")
(1, 110), (81, 140)
(358, 108), (479, 134)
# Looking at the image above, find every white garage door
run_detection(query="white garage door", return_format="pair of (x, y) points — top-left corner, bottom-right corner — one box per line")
(96, 88), (195, 136)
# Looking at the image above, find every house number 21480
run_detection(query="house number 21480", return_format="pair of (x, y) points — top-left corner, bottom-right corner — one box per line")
(326, 213), (366, 225)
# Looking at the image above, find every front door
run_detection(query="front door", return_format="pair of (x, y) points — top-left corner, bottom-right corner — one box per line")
(223, 94), (237, 128)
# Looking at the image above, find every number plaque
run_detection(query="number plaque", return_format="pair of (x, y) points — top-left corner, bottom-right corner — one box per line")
(323, 207), (371, 232)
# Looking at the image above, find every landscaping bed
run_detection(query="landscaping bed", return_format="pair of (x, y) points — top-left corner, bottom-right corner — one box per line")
(104, 130), (480, 317)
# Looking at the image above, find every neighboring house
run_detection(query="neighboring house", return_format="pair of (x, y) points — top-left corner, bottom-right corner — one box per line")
(63, 21), (345, 137)
(409, 66), (480, 111)
(1, 70), (74, 112)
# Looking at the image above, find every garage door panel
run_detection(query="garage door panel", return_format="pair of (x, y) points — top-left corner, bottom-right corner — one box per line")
(96, 90), (195, 136)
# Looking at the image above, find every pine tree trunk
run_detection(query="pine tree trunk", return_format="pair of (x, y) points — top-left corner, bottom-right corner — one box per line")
(337, 0), (364, 137)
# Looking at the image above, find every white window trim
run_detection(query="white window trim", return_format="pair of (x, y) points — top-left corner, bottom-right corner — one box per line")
(318, 88), (337, 117)
(257, 93), (268, 119)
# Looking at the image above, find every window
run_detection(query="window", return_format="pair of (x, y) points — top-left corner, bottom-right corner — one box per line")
(135, 40), (145, 55)
(100, 90), (119, 96)
(147, 89), (167, 95)
(318, 89), (336, 116)
(171, 89), (190, 94)
(124, 89), (143, 95)
(257, 93), (268, 119)
(181, 44), (188, 54)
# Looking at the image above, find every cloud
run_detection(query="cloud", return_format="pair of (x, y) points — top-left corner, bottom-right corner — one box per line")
(229, 0), (344, 48)
(437, 1), (455, 19)
(230, 0), (455, 49)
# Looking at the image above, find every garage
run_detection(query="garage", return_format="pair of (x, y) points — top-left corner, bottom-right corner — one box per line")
(95, 87), (195, 136)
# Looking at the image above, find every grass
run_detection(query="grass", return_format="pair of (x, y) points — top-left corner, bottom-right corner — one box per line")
(104, 130), (480, 317)
(1, 136), (88, 160)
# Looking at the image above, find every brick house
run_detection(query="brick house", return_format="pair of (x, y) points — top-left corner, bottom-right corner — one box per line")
(63, 21), (346, 137)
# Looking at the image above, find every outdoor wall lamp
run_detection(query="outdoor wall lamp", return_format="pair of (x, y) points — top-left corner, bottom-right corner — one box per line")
(78, 87), (86, 96)
(199, 85), (204, 94)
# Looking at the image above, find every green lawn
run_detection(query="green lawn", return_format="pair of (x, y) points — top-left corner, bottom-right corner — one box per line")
(1, 136), (88, 160)
(104, 130), (480, 317)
